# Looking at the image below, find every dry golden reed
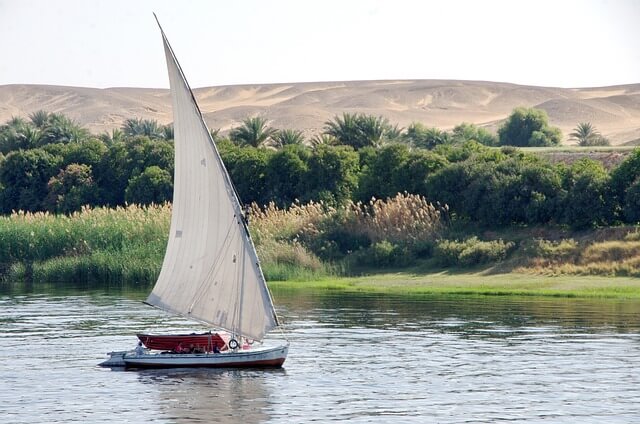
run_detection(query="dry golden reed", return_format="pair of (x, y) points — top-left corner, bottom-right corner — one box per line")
(249, 192), (443, 249)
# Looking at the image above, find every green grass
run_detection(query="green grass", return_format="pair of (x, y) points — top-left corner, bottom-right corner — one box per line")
(269, 270), (640, 299)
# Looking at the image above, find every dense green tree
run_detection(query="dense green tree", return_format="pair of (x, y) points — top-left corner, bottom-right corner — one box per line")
(357, 144), (447, 201)
(223, 146), (272, 206)
(229, 116), (277, 147)
(96, 136), (174, 206)
(433, 140), (488, 163)
(451, 122), (498, 146)
(124, 166), (173, 205)
(0, 149), (61, 213)
(357, 143), (409, 201)
(623, 178), (640, 223)
(610, 149), (640, 222)
(400, 150), (449, 196)
(126, 136), (174, 176)
(560, 159), (610, 229)
(425, 161), (474, 219)
(427, 151), (563, 227)
(96, 142), (130, 206)
(45, 163), (97, 213)
(265, 145), (310, 206)
(306, 145), (359, 205)
(497, 107), (562, 147)
(62, 139), (109, 169)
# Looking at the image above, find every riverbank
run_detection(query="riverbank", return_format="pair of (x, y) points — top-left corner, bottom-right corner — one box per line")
(270, 271), (640, 299)
(1, 204), (639, 295)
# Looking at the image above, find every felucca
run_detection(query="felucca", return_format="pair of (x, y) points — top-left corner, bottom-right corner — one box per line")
(100, 16), (288, 369)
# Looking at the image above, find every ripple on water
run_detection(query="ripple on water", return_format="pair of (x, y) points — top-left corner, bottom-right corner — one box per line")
(1, 291), (640, 422)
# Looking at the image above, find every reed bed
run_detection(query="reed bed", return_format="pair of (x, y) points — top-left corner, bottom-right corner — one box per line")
(343, 193), (444, 246)
(250, 192), (444, 268)
(2, 198), (638, 286)
(0, 204), (170, 285)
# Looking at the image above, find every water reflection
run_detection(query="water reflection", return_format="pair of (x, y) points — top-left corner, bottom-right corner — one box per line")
(2, 285), (640, 422)
(273, 289), (640, 335)
(134, 368), (283, 424)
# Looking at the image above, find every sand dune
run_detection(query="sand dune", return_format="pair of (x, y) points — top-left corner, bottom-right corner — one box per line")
(1, 80), (639, 145)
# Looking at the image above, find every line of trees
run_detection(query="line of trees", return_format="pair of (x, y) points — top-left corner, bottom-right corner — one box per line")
(0, 108), (637, 230)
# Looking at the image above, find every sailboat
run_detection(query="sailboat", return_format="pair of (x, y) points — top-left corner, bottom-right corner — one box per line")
(100, 17), (288, 369)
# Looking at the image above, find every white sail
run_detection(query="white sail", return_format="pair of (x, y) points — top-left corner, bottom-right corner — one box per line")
(146, 23), (279, 342)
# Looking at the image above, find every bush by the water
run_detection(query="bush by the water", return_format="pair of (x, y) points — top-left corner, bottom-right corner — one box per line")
(434, 237), (514, 267)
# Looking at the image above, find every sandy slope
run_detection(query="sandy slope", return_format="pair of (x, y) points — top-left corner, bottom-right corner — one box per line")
(1, 80), (639, 145)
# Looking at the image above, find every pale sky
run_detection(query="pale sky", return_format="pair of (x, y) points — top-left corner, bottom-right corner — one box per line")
(0, 0), (638, 89)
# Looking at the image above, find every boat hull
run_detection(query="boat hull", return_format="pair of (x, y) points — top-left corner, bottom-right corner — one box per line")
(121, 345), (288, 369)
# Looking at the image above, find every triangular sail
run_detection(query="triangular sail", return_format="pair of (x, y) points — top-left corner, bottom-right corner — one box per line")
(146, 20), (279, 342)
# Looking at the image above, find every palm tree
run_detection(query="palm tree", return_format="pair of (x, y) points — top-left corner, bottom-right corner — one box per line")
(324, 113), (359, 147)
(271, 129), (305, 148)
(308, 134), (339, 149)
(356, 114), (389, 147)
(569, 122), (609, 146)
(324, 113), (393, 149)
(0, 117), (30, 152)
(39, 113), (89, 145)
(403, 122), (451, 149)
(21, 126), (42, 147)
(29, 110), (51, 128)
(229, 116), (277, 147)
(386, 124), (404, 141)
(99, 128), (125, 145)
(162, 124), (174, 141)
(122, 118), (164, 139)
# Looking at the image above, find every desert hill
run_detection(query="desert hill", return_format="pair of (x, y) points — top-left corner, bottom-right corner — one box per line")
(1, 80), (639, 145)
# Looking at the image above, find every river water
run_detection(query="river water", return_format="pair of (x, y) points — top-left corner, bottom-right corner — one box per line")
(1, 285), (640, 423)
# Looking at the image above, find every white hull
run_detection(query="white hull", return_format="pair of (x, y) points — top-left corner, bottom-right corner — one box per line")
(104, 345), (288, 369)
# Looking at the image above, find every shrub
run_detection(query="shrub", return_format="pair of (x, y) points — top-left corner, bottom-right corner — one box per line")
(353, 241), (412, 268)
(434, 237), (514, 267)
(528, 238), (579, 260)
(497, 107), (562, 147)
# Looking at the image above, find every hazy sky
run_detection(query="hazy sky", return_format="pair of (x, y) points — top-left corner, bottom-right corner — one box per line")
(0, 0), (638, 89)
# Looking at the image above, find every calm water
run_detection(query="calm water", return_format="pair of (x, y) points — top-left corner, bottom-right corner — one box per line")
(1, 285), (640, 423)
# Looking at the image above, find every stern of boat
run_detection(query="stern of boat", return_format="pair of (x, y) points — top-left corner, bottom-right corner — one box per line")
(98, 350), (128, 367)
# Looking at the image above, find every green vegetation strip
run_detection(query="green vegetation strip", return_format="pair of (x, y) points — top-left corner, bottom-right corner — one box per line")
(269, 272), (640, 299)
